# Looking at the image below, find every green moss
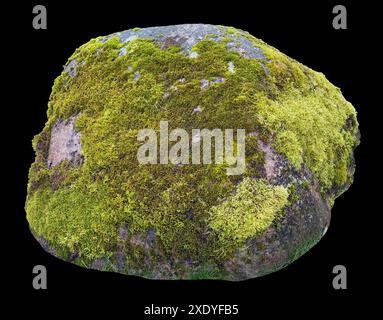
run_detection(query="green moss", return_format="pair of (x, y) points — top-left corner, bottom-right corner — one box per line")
(26, 28), (359, 270)
(253, 89), (358, 191)
(274, 131), (303, 169)
(208, 178), (288, 255)
(246, 37), (359, 191)
(26, 175), (127, 259)
(188, 265), (223, 280)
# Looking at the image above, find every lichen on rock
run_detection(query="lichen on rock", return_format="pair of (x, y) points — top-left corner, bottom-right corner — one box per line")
(25, 24), (359, 280)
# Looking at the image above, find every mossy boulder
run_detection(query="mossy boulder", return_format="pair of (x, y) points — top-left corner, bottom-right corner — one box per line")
(25, 24), (359, 280)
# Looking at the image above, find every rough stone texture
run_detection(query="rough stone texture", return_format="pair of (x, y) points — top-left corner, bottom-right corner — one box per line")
(26, 24), (359, 281)
(47, 115), (83, 168)
(112, 24), (265, 59)
(225, 158), (331, 279)
(63, 59), (78, 78)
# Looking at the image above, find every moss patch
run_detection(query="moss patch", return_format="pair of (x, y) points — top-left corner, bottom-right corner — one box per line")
(208, 178), (288, 256)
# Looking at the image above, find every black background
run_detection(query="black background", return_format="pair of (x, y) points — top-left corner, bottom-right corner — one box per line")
(6, 0), (379, 316)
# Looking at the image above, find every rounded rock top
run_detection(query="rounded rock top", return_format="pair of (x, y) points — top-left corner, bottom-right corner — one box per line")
(109, 24), (266, 59)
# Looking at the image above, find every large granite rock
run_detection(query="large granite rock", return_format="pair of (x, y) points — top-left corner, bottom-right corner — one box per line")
(25, 24), (359, 280)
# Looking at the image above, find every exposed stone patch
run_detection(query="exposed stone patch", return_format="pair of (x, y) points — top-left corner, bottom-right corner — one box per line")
(212, 77), (226, 84)
(118, 224), (129, 241)
(257, 138), (278, 180)
(47, 115), (83, 168)
(110, 24), (265, 59)
(68, 251), (79, 262)
(189, 51), (199, 58)
(200, 77), (226, 90)
(130, 234), (145, 247)
(159, 35), (188, 49)
(146, 228), (156, 246)
(249, 131), (282, 182)
(260, 62), (270, 76)
(64, 59), (78, 78)
(115, 252), (126, 271)
(130, 229), (156, 251)
(344, 114), (357, 131)
(228, 62), (235, 73)
(200, 79), (209, 89)
(119, 47), (127, 57)
(90, 258), (106, 270)
(36, 236), (56, 256)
